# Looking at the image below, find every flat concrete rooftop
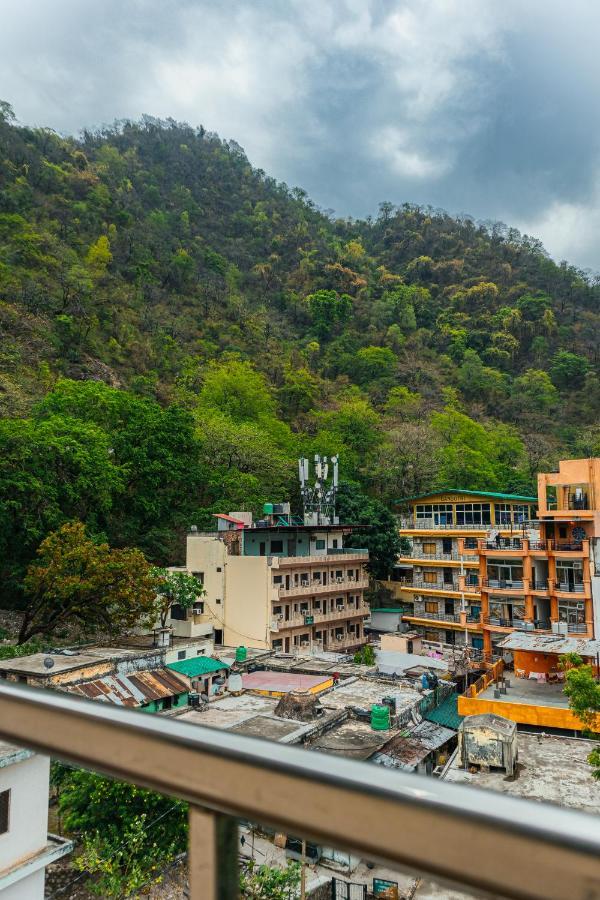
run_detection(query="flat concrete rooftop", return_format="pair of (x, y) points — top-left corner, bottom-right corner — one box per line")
(479, 678), (569, 708)
(309, 720), (390, 760)
(446, 732), (600, 814)
(320, 676), (422, 714)
(242, 671), (332, 694)
(0, 647), (144, 675)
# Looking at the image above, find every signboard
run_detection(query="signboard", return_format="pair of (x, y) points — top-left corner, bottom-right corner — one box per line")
(373, 879), (399, 899)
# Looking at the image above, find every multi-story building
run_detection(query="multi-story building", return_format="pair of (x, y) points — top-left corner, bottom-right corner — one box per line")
(385, 490), (537, 654)
(175, 507), (370, 653)
(479, 457), (600, 665)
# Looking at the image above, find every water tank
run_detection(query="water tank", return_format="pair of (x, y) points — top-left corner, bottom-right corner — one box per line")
(263, 502), (274, 515)
(235, 646), (247, 663)
(228, 672), (243, 694)
(371, 704), (390, 731)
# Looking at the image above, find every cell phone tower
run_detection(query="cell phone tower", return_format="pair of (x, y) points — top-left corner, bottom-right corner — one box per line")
(298, 454), (339, 525)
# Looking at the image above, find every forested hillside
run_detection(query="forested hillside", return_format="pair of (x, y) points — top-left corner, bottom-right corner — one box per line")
(1, 101), (599, 601)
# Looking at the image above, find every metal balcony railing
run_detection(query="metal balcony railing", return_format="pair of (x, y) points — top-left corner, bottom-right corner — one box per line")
(482, 578), (525, 591)
(556, 581), (586, 593)
(554, 541), (584, 552)
(408, 610), (461, 623)
(0, 683), (599, 900)
(568, 493), (589, 510)
(483, 539), (523, 551)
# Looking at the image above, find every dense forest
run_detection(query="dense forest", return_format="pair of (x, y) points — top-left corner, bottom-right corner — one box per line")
(1, 100), (599, 603)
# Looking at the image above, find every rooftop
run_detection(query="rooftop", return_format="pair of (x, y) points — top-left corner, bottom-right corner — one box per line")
(445, 732), (600, 814)
(373, 721), (456, 770)
(172, 694), (329, 744)
(318, 676), (422, 715)
(498, 632), (600, 657)
(396, 489), (538, 504)
(65, 668), (190, 707)
(0, 646), (145, 675)
(308, 720), (391, 760)
(241, 671), (332, 695)
(479, 679), (569, 709)
(167, 656), (230, 678)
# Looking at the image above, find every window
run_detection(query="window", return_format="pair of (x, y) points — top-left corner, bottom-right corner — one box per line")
(270, 540), (284, 553)
(445, 630), (456, 645)
(170, 604), (187, 621)
(215, 598), (222, 605)
(315, 539), (326, 550)
(273, 575), (283, 585)
(455, 503), (491, 525)
(415, 504), (453, 524)
(177, 650), (186, 660)
(425, 601), (438, 613)
(272, 639), (283, 650)
(273, 606), (282, 615)
(422, 542), (437, 555)
(191, 571), (204, 584)
(196, 649), (205, 655)
(423, 572), (438, 584)
(444, 601), (454, 615)
(0, 790), (9, 835)
(216, 567), (222, 573)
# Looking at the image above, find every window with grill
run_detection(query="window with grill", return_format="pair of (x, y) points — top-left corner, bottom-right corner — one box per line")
(0, 790), (9, 835)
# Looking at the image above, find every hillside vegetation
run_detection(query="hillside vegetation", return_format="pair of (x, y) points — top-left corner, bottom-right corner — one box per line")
(1, 101), (599, 600)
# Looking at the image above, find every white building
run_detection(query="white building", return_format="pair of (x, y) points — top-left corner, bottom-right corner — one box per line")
(0, 744), (72, 899)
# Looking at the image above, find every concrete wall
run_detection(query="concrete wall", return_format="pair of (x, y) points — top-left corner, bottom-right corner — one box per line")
(183, 536), (227, 636)
(225, 556), (271, 648)
(0, 755), (50, 900)
(2, 869), (45, 900)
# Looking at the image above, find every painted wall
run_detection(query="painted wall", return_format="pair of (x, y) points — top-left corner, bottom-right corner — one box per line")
(2, 869), (45, 900)
(183, 536), (227, 636)
(225, 555), (271, 648)
(458, 694), (584, 730)
(0, 755), (50, 899)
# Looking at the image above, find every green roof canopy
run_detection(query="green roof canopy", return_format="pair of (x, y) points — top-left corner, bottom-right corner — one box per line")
(167, 656), (230, 678)
(371, 608), (406, 613)
(395, 489), (537, 504)
(424, 692), (463, 730)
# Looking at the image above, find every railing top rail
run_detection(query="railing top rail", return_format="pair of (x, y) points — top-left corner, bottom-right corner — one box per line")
(0, 683), (599, 900)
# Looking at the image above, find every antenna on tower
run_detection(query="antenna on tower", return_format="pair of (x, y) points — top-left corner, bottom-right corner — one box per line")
(299, 454), (339, 526)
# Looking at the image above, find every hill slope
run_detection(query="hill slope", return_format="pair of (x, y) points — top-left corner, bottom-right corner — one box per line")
(1, 102), (599, 514)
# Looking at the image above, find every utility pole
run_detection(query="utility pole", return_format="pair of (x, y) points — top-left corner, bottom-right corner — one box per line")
(300, 838), (307, 899)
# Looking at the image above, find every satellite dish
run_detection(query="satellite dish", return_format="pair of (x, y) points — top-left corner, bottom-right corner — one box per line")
(43, 657), (55, 670)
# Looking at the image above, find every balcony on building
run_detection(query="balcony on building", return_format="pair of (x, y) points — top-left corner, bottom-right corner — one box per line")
(537, 458), (600, 521)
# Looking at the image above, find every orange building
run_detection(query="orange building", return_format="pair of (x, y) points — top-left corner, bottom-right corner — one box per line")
(479, 458), (600, 665)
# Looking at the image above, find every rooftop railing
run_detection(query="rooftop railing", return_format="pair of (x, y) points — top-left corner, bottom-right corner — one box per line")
(0, 682), (599, 900)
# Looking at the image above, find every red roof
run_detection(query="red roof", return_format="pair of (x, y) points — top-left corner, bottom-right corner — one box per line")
(213, 513), (245, 525)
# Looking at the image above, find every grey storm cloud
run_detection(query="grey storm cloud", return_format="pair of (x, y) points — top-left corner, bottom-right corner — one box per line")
(2, 0), (600, 269)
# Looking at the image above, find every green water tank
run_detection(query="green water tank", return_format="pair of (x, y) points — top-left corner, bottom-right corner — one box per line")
(235, 646), (247, 663)
(263, 502), (274, 515)
(371, 704), (390, 731)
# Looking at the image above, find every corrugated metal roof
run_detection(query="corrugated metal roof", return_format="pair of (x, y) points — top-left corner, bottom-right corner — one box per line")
(66, 668), (190, 707)
(373, 721), (455, 769)
(498, 633), (600, 656)
(395, 489), (537, 503)
(424, 692), (463, 730)
(167, 656), (230, 678)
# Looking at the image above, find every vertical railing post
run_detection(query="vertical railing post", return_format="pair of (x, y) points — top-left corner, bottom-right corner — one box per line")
(188, 806), (239, 899)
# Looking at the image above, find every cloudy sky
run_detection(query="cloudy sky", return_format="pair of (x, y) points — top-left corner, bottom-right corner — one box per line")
(2, 0), (599, 269)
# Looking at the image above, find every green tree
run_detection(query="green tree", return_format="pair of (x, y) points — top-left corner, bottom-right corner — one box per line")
(34, 379), (204, 561)
(354, 346), (396, 383)
(305, 289), (352, 339)
(513, 369), (558, 416)
(19, 521), (159, 643)
(0, 414), (123, 605)
(337, 481), (402, 580)
(58, 768), (187, 897)
(561, 654), (600, 778)
(354, 644), (376, 665)
(240, 860), (301, 899)
(550, 350), (590, 390)
(151, 567), (204, 628)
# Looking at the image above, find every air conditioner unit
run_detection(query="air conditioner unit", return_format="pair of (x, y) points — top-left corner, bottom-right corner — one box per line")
(300, 640), (310, 648)
(336, 577), (344, 583)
